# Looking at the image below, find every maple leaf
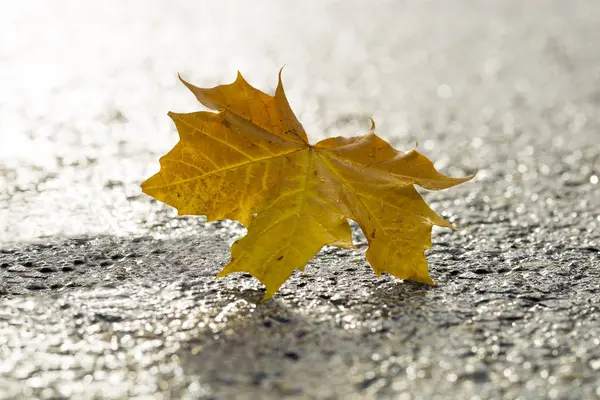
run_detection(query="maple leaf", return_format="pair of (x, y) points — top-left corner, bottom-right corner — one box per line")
(142, 70), (473, 299)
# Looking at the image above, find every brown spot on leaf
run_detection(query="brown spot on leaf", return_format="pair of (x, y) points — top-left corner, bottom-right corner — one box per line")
(276, 256), (284, 261)
(222, 119), (231, 128)
(371, 229), (376, 239)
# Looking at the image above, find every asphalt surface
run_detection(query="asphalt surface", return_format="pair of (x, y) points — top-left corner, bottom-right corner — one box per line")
(1, 1), (599, 399)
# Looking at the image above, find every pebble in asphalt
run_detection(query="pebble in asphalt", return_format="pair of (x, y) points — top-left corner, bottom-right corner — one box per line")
(1, 1), (599, 399)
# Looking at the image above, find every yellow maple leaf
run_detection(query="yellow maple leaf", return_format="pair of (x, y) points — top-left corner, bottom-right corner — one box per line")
(142, 70), (473, 299)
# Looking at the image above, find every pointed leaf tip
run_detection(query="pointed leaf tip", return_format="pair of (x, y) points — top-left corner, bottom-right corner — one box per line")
(177, 73), (190, 86)
(369, 117), (376, 131)
(278, 65), (287, 81)
(235, 70), (247, 84)
(261, 291), (275, 301)
(177, 74), (198, 96)
(277, 65), (287, 93)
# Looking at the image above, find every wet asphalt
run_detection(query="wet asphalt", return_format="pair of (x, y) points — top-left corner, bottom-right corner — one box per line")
(1, 1), (599, 399)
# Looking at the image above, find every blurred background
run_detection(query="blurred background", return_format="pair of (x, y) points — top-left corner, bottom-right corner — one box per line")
(1, 0), (598, 243)
(1, 0), (599, 242)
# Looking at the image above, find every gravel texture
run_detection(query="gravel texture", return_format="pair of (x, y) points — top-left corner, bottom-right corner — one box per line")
(1, 1), (599, 399)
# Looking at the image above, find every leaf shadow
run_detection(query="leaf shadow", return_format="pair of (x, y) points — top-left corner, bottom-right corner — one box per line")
(0, 234), (467, 398)
(174, 276), (456, 397)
